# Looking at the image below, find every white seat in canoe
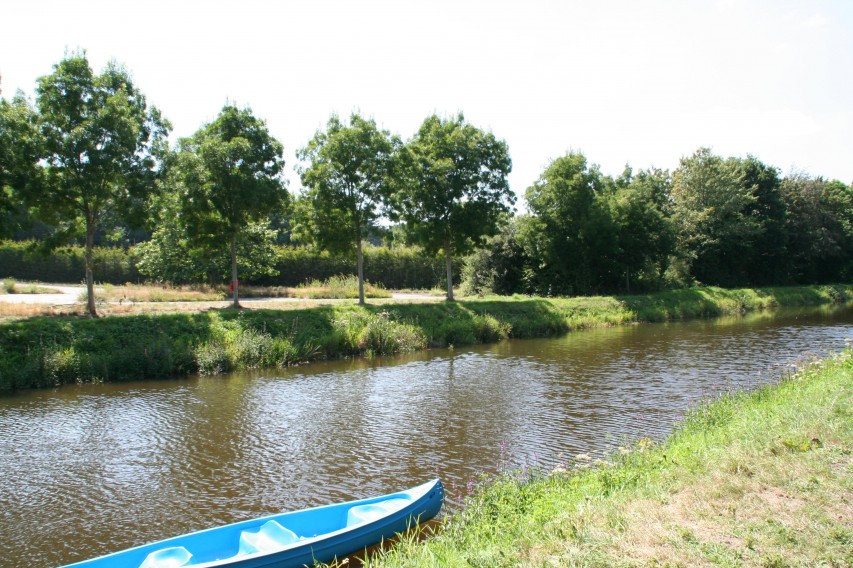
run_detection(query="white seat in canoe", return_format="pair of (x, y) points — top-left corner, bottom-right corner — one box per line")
(346, 498), (410, 526)
(238, 520), (300, 555)
(139, 546), (192, 568)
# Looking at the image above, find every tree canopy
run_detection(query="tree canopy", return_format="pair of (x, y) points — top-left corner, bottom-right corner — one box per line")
(0, 88), (42, 237)
(670, 148), (762, 287)
(521, 151), (611, 295)
(394, 113), (513, 300)
(296, 113), (396, 304)
(18, 52), (169, 316)
(605, 167), (674, 292)
(4, 53), (853, 301)
(173, 103), (288, 307)
(781, 173), (853, 283)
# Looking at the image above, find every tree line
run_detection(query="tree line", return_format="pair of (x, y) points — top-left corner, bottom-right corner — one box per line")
(0, 52), (513, 315)
(467, 150), (853, 297)
(1, 52), (851, 317)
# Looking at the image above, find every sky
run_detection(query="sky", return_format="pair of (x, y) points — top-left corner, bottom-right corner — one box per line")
(2, 0), (851, 202)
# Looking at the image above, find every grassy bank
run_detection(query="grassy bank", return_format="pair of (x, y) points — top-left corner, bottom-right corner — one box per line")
(368, 350), (853, 567)
(0, 284), (850, 391)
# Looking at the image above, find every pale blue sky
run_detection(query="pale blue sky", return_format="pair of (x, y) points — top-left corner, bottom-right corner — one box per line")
(2, 0), (851, 199)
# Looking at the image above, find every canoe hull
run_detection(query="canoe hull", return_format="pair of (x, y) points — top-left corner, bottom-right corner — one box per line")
(60, 479), (444, 568)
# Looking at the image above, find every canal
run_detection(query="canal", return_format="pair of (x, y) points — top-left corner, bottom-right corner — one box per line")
(1, 306), (851, 567)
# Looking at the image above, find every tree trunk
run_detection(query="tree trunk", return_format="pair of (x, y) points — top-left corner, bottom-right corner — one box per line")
(357, 238), (365, 306)
(231, 234), (240, 309)
(444, 241), (454, 302)
(85, 218), (98, 317)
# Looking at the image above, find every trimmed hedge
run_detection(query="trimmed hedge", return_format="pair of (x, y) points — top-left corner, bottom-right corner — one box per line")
(0, 241), (141, 284)
(265, 246), (453, 289)
(0, 241), (456, 289)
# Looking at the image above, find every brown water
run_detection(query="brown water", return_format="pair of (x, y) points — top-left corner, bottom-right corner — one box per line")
(2, 307), (852, 567)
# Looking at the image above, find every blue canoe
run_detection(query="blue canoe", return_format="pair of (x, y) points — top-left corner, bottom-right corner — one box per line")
(60, 479), (444, 568)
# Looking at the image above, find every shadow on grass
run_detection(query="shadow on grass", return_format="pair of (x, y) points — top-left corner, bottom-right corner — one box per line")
(0, 311), (222, 390)
(616, 288), (726, 322)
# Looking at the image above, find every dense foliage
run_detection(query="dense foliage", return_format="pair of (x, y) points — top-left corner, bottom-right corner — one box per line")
(0, 241), (452, 289)
(465, 149), (852, 296)
(1, 54), (851, 298)
(169, 104), (288, 307)
(13, 52), (169, 315)
(393, 113), (514, 300)
(0, 240), (141, 283)
(296, 113), (397, 304)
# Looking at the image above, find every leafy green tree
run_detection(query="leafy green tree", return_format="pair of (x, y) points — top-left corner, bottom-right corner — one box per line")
(173, 103), (287, 307)
(670, 148), (761, 287)
(20, 52), (169, 316)
(520, 151), (613, 295)
(461, 216), (529, 296)
(735, 156), (787, 285)
(780, 174), (853, 283)
(606, 167), (674, 291)
(0, 87), (42, 236)
(296, 113), (396, 305)
(136, 210), (278, 286)
(394, 113), (513, 300)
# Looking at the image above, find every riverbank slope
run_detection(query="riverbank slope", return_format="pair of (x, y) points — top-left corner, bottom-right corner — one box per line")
(368, 350), (853, 567)
(1, 284), (850, 391)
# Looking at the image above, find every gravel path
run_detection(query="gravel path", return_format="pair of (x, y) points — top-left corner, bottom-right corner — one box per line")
(0, 284), (441, 306)
(0, 284), (86, 305)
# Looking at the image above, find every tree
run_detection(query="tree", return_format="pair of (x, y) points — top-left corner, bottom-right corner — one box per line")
(296, 113), (396, 305)
(0, 85), (43, 236)
(606, 167), (674, 292)
(173, 103), (287, 308)
(395, 113), (513, 300)
(520, 151), (613, 295)
(20, 52), (169, 316)
(734, 156), (787, 285)
(135, 183), (278, 285)
(780, 174), (853, 283)
(461, 216), (529, 296)
(670, 148), (761, 287)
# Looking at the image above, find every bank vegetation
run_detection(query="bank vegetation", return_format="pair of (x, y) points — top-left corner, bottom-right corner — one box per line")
(1, 284), (850, 392)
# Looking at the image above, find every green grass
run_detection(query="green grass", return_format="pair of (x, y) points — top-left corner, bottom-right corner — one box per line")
(363, 351), (853, 567)
(0, 284), (850, 391)
(294, 275), (393, 299)
(1, 278), (60, 294)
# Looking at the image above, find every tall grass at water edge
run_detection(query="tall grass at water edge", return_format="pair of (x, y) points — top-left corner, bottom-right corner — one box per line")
(363, 350), (853, 567)
(0, 284), (850, 391)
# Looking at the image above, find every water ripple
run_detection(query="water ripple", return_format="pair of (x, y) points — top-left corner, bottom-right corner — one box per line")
(1, 308), (851, 566)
